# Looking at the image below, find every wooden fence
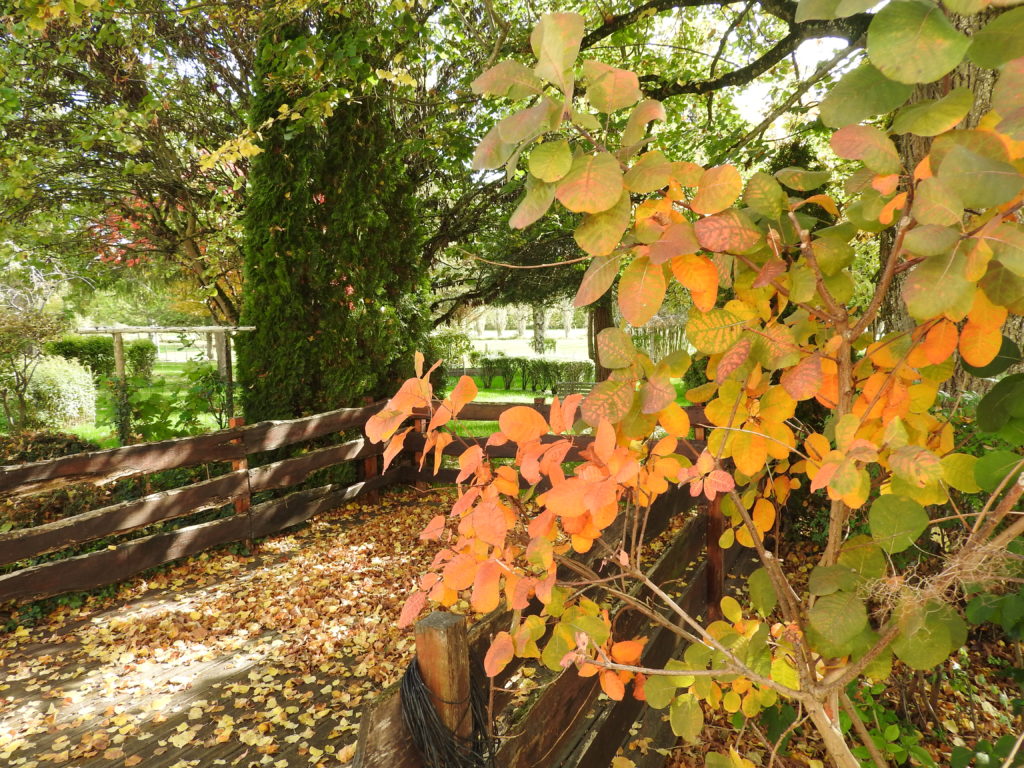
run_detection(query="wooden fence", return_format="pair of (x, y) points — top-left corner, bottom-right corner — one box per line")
(0, 397), (724, 767)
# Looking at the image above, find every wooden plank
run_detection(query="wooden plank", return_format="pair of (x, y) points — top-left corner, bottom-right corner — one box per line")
(241, 402), (384, 454)
(0, 430), (247, 494)
(248, 469), (400, 539)
(353, 684), (420, 768)
(0, 470), (248, 567)
(246, 438), (382, 493)
(706, 494), (726, 622)
(0, 515), (251, 604)
(404, 433), (593, 462)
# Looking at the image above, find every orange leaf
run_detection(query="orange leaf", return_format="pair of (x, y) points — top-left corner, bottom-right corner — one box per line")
(382, 427), (412, 471)
(539, 476), (587, 518)
(690, 165), (742, 215)
(398, 591), (427, 629)
(967, 288), (1008, 330)
(671, 254), (719, 312)
(922, 319), (959, 365)
(610, 639), (647, 665)
(600, 669), (626, 700)
(619, 255), (667, 327)
(879, 192), (907, 226)
(781, 355), (823, 401)
(658, 401), (691, 438)
(442, 553), (478, 591)
(753, 498), (776, 532)
(960, 321), (1002, 367)
(574, 253), (621, 308)
(419, 514), (446, 541)
(457, 445), (484, 483)
(471, 560), (503, 613)
(555, 152), (624, 213)
(694, 209), (763, 254)
(499, 406), (550, 443)
(448, 375), (478, 416)
(484, 631), (515, 677)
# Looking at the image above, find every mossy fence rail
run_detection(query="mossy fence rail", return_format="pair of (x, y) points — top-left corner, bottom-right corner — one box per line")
(0, 400), (728, 767)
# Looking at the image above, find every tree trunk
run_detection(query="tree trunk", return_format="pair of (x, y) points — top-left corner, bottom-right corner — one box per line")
(531, 305), (547, 354)
(875, 11), (998, 338)
(807, 700), (863, 768)
(589, 292), (614, 381)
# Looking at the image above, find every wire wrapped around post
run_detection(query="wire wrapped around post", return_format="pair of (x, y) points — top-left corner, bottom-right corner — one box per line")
(399, 654), (497, 768)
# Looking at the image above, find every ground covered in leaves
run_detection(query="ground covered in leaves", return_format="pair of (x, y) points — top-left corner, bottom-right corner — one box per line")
(0, 487), (446, 768)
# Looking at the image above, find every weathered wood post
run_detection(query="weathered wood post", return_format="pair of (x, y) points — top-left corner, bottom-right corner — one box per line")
(229, 417), (252, 550)
(361, 397), (381, 504)
(706, 493), (725, 621)
(413, 416), (428, 492)
(414, 612), (473, 740)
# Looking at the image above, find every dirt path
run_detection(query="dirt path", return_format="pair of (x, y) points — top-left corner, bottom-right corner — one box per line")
(0, 487), (448, 768)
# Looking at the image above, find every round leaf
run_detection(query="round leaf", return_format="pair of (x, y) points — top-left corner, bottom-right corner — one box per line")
(499, 405), (550, 443)
(555, 152), (625, 213)
(808, 565), (859, 596)
(968, 7), (1024, 69)
(892, 601), (966, 670)
(574, 192), (631, 256)
(808, 591), (869, 652)
(669, 693), (704, 743)
(619, 255), (667, 327)
(529, 140), (573, 183)
(694, 209), (764, 254)
(869, 494), (929, 554)
(690, 165), (742, 215)
(977, 373), (1024, 432)
(775, 167), (830, 191)
(837, 534), (888, 581)
(867, 0), (971, 85)
(974, 450), (1024, 493)
(687, 309), (744, 354)
(819, 63), (912, 128)
(962, 335), (1022, 378)
(891, 87), (974, 137)
(830, 124), (900, 174)
(581, 379), (635, 426)
(748, 568), (778, 616)
(596, 327), (637, 369)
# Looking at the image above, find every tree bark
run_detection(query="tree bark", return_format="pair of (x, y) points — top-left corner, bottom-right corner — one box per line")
(589, 292), (615, 381)
(531, 305), (547, 354)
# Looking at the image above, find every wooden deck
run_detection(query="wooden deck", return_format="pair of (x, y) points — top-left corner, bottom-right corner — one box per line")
(0, 487), (445, 768)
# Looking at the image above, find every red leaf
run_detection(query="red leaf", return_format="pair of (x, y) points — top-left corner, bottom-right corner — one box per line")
(781, 355), (824, 401)
(715, 337), (751, 384)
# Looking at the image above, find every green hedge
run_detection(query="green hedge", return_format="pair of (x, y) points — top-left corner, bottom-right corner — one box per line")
(46, 336), (157, 381)
(476, 355), (593, 393)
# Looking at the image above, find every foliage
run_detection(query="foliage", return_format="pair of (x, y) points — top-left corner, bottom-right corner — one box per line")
(475, 355), (593, 392)
(0, 307), (68, 431)
(47, 335), (159, 381)
(369, 10), (1024, 768)
(24, 356), (95, 430)
(0, 430), (99, 464)
(237, 13), (427, 421)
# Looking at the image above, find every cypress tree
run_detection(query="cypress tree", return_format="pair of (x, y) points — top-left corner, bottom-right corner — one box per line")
(237, 15), (427, 421)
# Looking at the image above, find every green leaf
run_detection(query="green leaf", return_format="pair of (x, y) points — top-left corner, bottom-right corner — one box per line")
(808, 592), (869, 652)
(705, 753), (733, 768)
(813, 237), (854, 276)
(830, 124), (900, 174)
(471, 60), (543, 99)
(581, 378), (635, 426)
(795, 0), (839, 21)
(582, 59), (641, 113)
(902, 248), (973, 321)
(808, 565), (859, 596)
(936, 145), (1024, 210)
(624, 150), (672, 194)
(819, 63), (912, 128)
(622, 99), (667, 147)
(743, 172), (788, 220)
(903, 225), (960, 258)
(555, 152), (625, 213)
(687, 309), (744, 354)
(867, 0), (971, 85)
(596, 327), (636, 369)
(974, 450), (1024, 493)
(509, 175), (556, 229)
(748, 568), (778, 616)
(530, 12), (585, 93)
(644, 671), (679, 710)
(911, 177), (964, 226)
(891, 87), (974, 137)
(987, 223), (1024, 277)
(529, 139), (573, 183)
(968, 7), (1024, 69)
(869, 494), (929, 554)
(889, 444), (944, 488)
(892, 601), (966, 670)
(670, 693), (704, 743)
(775, 167), (829, 191)
(962, 336), (1023, 378)
(977, 373), (1024, 432)
(941, 453), (981, 493)
(574, 192), (631, 256)
(838, 534), (888, 581)
(694, 209), (764, 254)
(993, 58), (1024, 117)
(720, 595), (743, 623)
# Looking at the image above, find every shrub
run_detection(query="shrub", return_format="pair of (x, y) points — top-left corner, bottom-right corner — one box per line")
(0, 431), (100, 463)
(559, 361), (594, 384)
(429, 327), (473, 369)
(46, 336), (115, 379)
(125, 339), (157, 381)
(26, 356), (96, 429)
(47, 336), (158, 381)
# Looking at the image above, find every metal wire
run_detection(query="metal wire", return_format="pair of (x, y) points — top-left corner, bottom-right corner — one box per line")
(400, 654), (497, 768)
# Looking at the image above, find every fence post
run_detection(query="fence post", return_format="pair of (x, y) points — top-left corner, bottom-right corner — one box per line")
(229, 416), (254, 551)
(413, 417), (428, 491)
(706, 493), (725, 621)
(414, 612), (473, 740)
(361, 397), (381, 505)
